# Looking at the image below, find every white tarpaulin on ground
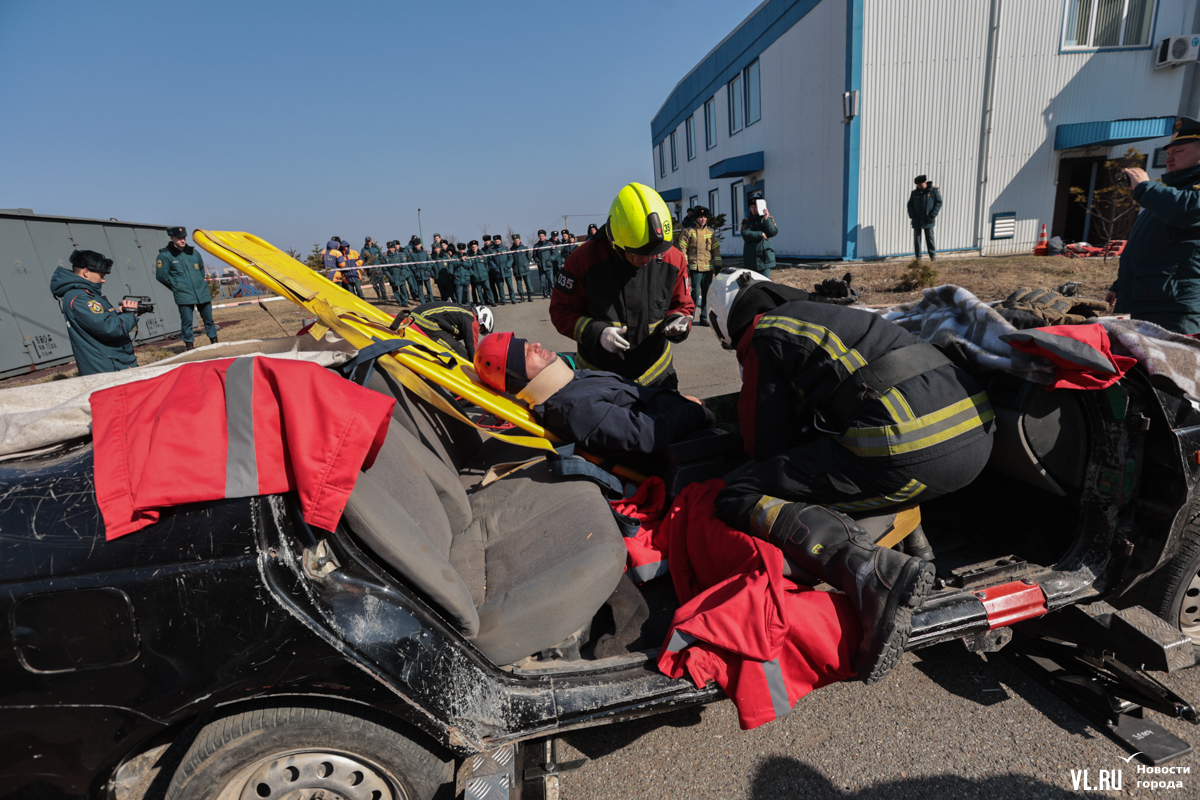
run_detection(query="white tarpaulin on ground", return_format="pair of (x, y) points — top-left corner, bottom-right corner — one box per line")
(0, 335), (354, 461)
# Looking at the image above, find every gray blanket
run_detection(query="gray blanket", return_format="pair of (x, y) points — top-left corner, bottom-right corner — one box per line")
(878, 285), (1200, 408)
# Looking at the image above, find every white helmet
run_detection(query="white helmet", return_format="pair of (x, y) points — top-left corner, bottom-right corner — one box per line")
(707, 268), (772, 349)
(474, 305), (494, 335)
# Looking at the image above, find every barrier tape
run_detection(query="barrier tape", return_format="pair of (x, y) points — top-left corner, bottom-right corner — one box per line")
(211, 295), (290, 309)
(320, 240), (584, 275)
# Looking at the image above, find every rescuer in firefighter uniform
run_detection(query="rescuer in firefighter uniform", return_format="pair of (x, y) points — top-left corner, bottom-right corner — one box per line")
(397, 302), (493, 361)
(51, 249), (140, 375)
(706, 268), (995, 685)
(550, 183), (694, 390)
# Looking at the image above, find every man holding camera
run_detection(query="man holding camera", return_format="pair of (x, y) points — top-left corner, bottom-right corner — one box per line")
(156, 226), (218, 351)
(51, 250), (141, 375)
(741, 191), (778, 277)
(1107, 116), (1200, 334)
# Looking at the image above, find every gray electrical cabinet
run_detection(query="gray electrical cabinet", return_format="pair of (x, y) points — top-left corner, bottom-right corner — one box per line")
(0, 209), (186, 379)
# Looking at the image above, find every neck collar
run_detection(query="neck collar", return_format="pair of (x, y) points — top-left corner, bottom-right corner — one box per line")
(516, 358), (574, 406)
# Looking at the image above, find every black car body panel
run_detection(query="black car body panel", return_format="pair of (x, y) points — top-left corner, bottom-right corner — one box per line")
(2, 366), (1199, 798)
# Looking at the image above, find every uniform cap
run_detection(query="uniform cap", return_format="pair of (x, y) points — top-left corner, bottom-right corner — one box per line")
(692, 206), (710, 218)
(914, 175), (927, 184)
(70, 249), (114, 274)
(167, 226), (186, 238)
(469, 240), (479, 247)
(538, 229), (546, 236)
(1167, 117), (1200, 148)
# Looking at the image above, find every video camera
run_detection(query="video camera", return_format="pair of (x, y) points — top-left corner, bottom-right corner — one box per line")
(123, 295), (155, 316)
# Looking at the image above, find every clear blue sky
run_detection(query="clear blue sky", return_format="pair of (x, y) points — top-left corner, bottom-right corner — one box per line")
(1, 0), (760, 255)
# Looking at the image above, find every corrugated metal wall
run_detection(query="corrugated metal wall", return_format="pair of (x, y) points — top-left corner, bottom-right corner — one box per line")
(979, 0), (1192, 254)
(859, 0), (992, 258)
(860, 0), (1194, 258)
(0, 212), (181, 379)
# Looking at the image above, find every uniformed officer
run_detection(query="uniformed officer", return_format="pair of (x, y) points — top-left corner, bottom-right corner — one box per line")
(408, 237), (432, 303)
(510, 233), (534, 302)
(467, 240), (492, 305)
(364, 238), (388, 301)
(907, 176), (942, 261)
(1108, 116), (1200, 334)
(677, 205), (723, 326)
(741, 193), (778, 277)
(155, 226), (218, 351)
(547, 230), (564, 291)
(533, 230), (554, 298)
(453, 243), (472, 304)
(51, 250), (140, 375)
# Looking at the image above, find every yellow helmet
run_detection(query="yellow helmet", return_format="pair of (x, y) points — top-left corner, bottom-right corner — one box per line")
(606, 183), (674, 256)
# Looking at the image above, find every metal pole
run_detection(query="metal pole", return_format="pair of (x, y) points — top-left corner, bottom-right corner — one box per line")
(418, 208), (423, 243)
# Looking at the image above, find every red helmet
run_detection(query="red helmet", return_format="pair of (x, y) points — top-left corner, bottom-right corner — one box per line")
(474, 332), (527, 393)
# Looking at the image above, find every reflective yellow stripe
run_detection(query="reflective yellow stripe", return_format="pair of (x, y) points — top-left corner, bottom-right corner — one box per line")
(573, 315), (596, 341)
(757, 316), (868, 376)
(840, 392), (994, 457)
(648, 319), (664, 334)
(829, 479), (927, 512)
(635, 341), (674, 386)
(879, 388), (916, 424)
(751, 496), (789, 540)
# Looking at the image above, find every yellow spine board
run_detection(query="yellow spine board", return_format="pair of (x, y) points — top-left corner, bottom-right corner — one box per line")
(192, 230), (555, 450)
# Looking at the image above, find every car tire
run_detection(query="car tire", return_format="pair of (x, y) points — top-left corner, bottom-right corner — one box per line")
(165, 700), (454, 800)
(1134, 517), (1200, 662)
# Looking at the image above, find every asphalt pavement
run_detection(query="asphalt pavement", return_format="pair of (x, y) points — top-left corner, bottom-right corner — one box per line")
(495, 285), (1200, 800)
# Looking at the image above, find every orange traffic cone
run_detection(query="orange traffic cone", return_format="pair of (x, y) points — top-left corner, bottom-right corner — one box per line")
(1032, 223), (1049, 256)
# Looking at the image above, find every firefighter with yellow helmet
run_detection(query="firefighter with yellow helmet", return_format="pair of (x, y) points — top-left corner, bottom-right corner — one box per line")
(549, 183), (695, 390)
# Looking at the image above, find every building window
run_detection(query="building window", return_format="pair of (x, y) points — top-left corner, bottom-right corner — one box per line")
(658, 144), (665, 178)
(732, 181), (745, 224)
(704, 98), (717, 149)
(670, 131), (678, 171)
(745, 60), (761, 126)
(686, 116), (696, 160)
(689, 195), (699, 213)
(1062, 0), (1156, 49)
(729, 73), (744, 135)
(708, 189), (720, 219)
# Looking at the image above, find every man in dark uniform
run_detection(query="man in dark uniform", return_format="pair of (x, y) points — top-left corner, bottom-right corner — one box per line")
(741, 192), (778, 277)
(155, 226), (217, 351)
(1108, 116), (1200, 333)
(547, 230), (564, 293)
(408, 237), (432, 303)
(51, 250), (140, 375)
(533, 230), (555, 298)
(474, 331), (713, 470)
(907, 175), (942, 261)
(550, 183), (694, 390)
(488, 235), (514, 305)
(467, 240), (492, 305)
(706, 268), (995, 685)
(510, 233), (534, 302)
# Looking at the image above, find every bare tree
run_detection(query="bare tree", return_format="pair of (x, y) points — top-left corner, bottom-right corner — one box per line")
(1070, 146), (1145, 258)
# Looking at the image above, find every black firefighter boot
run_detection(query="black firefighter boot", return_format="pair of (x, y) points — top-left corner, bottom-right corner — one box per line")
(755, 500), (935, 685)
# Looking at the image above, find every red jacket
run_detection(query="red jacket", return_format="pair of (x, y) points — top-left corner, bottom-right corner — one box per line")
(656, 480), (859, 729)
(92, 357), (395, 540)
(611, 477), (670, 583)
(549, 233), (694, 387)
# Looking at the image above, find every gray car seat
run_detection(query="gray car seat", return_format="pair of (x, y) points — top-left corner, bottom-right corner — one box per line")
(340, 370), (627, 665)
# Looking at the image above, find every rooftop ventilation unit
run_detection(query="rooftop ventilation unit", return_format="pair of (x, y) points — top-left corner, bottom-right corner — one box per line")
(1154, 35), (1200, 70)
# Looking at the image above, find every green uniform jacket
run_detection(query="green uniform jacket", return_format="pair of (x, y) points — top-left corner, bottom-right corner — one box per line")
(907, 186), (943, 229)
(532, 240), (555, 269)
(155, 244), (210, 305)
(50, 266), (139, 376)
(510, 244), (532, 276)
(493, 245), (513, 277)
(1113, 164), (1200, 325)
(468, 252), (488, 282)
(453, 255), (471, 287)
(741, 216), (778, 275)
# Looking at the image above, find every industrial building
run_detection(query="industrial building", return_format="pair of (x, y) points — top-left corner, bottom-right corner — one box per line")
(0, 210), (181, 378)
(652, 0), (1200, 260)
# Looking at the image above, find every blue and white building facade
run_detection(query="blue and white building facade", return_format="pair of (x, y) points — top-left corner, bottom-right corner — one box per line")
(652, 0), (1200, 260)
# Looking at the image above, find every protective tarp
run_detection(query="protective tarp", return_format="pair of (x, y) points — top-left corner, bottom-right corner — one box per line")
(0, 335), (353, 461)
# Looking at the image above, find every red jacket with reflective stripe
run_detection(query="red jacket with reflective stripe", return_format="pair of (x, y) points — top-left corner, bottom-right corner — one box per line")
(91, 357), (395, 540)
(656, 480), (859, 729)
(611, 477), (670, 583)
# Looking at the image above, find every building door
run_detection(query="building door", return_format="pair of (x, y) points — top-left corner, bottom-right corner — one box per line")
(1052, 154), (1145, 244)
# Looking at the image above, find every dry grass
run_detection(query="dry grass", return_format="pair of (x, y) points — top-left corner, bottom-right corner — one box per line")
(771, 252), (1119, 308)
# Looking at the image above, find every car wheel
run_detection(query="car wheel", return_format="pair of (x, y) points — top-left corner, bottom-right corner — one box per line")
(166, 700), (453, 800)
(1135, 519), (1200, 662)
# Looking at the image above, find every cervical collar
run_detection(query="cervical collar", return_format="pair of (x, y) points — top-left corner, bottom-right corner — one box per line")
(516, 357), (574, 407)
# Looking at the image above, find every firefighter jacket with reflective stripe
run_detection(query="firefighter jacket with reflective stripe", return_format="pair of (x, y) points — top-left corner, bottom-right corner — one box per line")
(736, 301), (993, 467)
(678, 225), (723, 272)
(534, 369), (709, 464)
(91, 357), (395, 540)
(610, 477), (670, 584)
(656, 479), (858, 729)
(406, 303), (480, 361)
(549, 234), (694, 387)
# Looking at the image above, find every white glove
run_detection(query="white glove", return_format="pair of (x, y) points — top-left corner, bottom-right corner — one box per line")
(664, 316), (690, 336)
(600, 325), (630, 353)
